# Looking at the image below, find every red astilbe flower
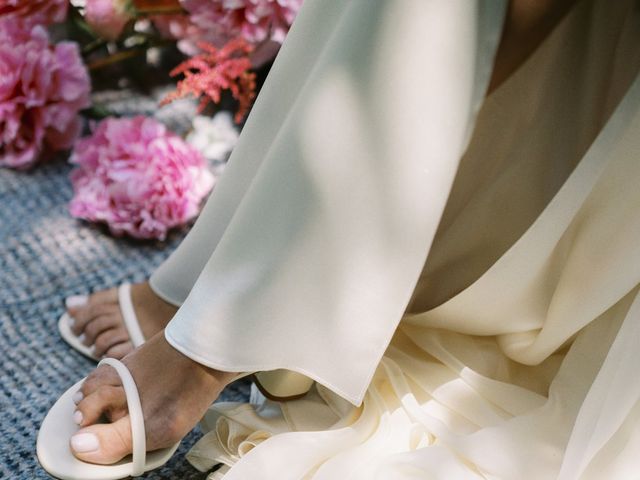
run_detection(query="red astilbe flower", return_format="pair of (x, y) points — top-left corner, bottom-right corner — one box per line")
(161, 38), (256, 123)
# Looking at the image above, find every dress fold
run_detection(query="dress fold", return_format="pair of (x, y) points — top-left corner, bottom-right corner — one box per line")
(163, 0), (507, 405)
(147, 0), (640, 477)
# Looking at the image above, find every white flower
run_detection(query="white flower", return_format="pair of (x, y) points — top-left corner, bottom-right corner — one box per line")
(186, 112), (239, 163)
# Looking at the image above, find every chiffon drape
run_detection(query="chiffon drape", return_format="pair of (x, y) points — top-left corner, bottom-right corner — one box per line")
(148, 0), (640, 477)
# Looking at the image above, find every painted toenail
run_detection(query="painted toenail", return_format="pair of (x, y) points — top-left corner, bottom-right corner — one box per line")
(72, 391), (83, 404)
(66, 295), (88, 308)
(71, 433), (99, 453)
(73, 410), (83, 425)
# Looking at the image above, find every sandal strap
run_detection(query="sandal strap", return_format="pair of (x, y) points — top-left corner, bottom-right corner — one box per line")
(119, 283), (145, 348)
(98, 358), (146, 477)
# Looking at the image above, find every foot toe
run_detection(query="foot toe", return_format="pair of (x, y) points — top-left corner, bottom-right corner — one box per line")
(93, 327), (129, 357)
(70, 416), (132, 465)
(89, 288), (119, 305)
(65, 295), (88, 309)
(70, 303), (122, 340)
(76, 384), (127, 426)
(104, 341), (135, 360)
(81, 364), (122, 397)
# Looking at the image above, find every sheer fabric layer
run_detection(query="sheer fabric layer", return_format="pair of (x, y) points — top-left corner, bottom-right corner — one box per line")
(160, 0), (507, 406)
(188, 73), (640, 478)
(152, 0), (640, 478)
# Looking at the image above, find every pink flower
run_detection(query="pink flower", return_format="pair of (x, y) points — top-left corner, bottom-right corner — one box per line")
(182, 0), (302, 44)
(69, 116), (215, 240)
(0, 0), (68, 25)
(85, 0), (133, 40)
(0, 20), (91, 169)
(151, 13), (215, 55)
(152, 0), (301, 63)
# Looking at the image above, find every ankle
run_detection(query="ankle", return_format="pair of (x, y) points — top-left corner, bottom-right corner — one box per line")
(200, 364), (239, 387)
(130, 282), (178, 339)
(131, 282), (176, 311)
(139, 333), (237, 390)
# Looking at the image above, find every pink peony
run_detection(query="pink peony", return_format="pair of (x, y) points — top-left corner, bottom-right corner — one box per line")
(0, 0), (68, 25)
(0, 20), (91, 169)
(85, 0), (134, 40)
(182, 0), (302, 44)
(152, 0), (301, 60)
(150, 13), (212, 55)
(69, 116), (215, 240)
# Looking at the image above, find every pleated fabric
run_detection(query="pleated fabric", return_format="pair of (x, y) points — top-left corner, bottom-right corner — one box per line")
(149, 0), (640, 477)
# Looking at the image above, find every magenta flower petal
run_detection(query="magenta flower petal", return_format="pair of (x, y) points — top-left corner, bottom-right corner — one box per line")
(0, 20), (90, 169)
(84, 0), (133, 41)
(152, 0), (301, 64)
(0, 0), (68, 25)
(69, 116), (215, 240)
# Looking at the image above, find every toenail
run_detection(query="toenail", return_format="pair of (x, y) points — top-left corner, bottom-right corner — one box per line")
(73, 410), (83, 425)
(79, 334), (86, 344)
(72, 391), (83, 404)
(71, 433), (100, 453)
(66, 295), (88, 308)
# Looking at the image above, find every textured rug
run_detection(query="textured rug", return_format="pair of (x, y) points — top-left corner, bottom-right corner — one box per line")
(0, 93), (248, 479)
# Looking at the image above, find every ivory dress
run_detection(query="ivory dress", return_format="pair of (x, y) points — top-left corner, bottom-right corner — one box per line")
(148, 0), (640, 478)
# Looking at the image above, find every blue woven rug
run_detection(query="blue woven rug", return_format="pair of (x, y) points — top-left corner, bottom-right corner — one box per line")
(0, 103), (249, 478)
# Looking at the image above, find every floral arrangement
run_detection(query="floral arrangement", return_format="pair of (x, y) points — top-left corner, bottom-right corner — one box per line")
(0, 0), (302, 239)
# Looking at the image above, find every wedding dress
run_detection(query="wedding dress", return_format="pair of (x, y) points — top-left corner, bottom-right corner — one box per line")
(146, 0), (640, 477)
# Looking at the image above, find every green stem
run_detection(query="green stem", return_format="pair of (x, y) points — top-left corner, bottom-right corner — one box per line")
(81, 105), (115, 119)
(88, 49), (146, 70)
(135, 6), (185, 15)
(82, 38), (108, 55)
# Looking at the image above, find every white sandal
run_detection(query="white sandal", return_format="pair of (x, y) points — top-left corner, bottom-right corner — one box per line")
(58, 283), (145, 361)
(37, 358), (179, 480)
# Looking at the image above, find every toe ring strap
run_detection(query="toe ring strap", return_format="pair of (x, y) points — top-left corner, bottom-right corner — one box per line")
(98, 358), (146, 476)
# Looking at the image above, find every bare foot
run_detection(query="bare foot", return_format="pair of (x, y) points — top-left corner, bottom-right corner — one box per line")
(66, 282), (178, 359)
(70, 333), (237, 464)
